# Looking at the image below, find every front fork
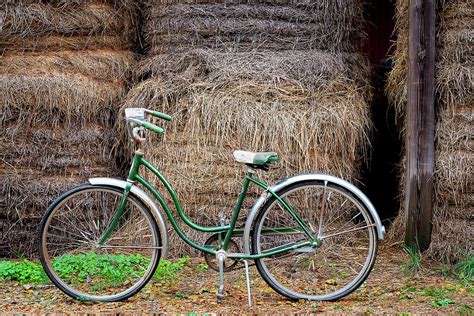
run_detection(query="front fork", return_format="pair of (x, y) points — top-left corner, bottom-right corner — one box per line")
(97, 182), (133, 246)
(97, 153), (142, 246)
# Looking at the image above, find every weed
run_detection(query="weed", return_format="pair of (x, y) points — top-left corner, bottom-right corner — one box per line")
(399, 292), (416, 300)
(403, 245), (422, 275)
(0, 255), (188, 286)
(454, 256), (473, 283)
(420, 287), (446, 298)
(459, 304), (473, 315)
(339, 271), (349, 279)
(175, 291), (188, 300)
(440, 263), (451, 277)
(0, 259), (48, 283)
(429, 297), (454, 309)
(155, 257), (189, 282)
(399, 286), (418, 296)
(334, 304), (345, 310)
(177, 256), (191, 267)
(195, 263), (209, 271)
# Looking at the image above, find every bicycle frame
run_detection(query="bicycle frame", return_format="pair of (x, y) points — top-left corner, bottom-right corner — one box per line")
(98, 152), (317, 260)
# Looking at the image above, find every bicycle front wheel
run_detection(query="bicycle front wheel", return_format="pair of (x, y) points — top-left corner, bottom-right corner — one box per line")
(38, 184), (161, 302)
(252, 180), (377, 301)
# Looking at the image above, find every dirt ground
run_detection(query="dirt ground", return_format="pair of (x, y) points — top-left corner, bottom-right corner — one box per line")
(1, 247), (472, 314)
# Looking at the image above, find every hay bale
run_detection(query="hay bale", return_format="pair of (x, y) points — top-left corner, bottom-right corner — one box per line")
(0, 0), (139, 53)
(1, 50), (136, 80)
(0, 1), (138, 258)
(0, 171), (82, 257)
(1, 73), (126, 125)
(144, 1), (365, 53)
(0, 123), (117, 171)
(385, 0), (473, 262)
(436, 106), (473, 151)
(434, 149), (473, 208)
(0, 34), (131, 53)
(124, 0), (372, 256)
(429, 218), (474, 263)
(0, 1), (137, 39)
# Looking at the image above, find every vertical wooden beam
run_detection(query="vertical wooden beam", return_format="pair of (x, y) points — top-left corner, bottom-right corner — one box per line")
(405, 0), (436, 251)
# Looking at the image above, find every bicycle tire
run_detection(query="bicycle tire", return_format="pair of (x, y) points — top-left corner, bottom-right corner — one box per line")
(38, 184), (161, 302)
(252, 179), (378, 301)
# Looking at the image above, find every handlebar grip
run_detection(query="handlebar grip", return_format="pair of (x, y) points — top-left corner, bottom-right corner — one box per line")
(142, 121), (164, 134)
(146, 110), (172, 121)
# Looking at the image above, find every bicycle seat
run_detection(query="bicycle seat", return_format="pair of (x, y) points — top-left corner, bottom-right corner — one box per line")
(233, 150), (279, 171)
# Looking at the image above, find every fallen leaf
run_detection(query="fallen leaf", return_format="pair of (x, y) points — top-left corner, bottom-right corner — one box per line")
(325, 279), (337, 285)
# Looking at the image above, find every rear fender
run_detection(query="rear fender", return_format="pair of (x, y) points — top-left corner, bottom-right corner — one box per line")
(242, 173), (385, 255)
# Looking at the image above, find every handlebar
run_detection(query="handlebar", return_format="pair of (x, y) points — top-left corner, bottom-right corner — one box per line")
(144, 109), (172, 121)
(142, 121), (165, 134)
(125, 108), (171, 144)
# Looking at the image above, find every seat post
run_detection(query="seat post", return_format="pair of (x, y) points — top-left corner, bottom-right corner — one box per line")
(247, 167), (255, 178)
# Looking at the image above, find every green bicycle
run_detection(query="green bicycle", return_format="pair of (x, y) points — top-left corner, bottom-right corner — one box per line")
(38, 108), (385, 305)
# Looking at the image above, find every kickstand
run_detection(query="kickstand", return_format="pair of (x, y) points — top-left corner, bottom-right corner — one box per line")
(216, 251), (225, 303)
(243, 260), (252, 307)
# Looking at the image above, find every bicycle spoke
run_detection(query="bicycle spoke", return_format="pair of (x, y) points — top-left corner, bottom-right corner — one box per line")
(336, 211), (363, 232)
(317, 180), (327, 237)
(321, 224), (375, 240)
(49, 243), (90, 257)
(52, 214), (94, 238)
(100, 245), (162, 250)
(64, 202), (92, 235)
(46, 232), (88, 245)
(48, 225), (92, 242)
(321, 198), (352, 231)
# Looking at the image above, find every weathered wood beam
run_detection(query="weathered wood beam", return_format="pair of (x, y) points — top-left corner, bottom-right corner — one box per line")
(405, 0), (436, 251)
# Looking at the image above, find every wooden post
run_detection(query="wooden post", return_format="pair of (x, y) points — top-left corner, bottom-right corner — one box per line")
(405, 0), (436, 251)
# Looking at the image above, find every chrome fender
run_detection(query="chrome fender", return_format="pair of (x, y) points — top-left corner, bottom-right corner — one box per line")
(242, 174), (385, 255)
(88, 177), (169, 258)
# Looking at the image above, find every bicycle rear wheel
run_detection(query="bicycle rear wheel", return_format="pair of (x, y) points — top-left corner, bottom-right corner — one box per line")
(252, 180), (377, 300)
(38, 184), (161, 302)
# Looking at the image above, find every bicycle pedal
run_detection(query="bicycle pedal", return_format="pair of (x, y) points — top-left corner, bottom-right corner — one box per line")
(295, 246), (315, 253)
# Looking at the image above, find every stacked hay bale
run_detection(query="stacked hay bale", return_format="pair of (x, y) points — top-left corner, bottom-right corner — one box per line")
(386, 0), (473, 262)
(124, 0), (372, 255)
(0, 0), (138, 257)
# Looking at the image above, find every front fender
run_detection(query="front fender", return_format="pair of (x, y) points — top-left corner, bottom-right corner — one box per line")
(88, 177), (169, 258)
(242, 174), (385, 255)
